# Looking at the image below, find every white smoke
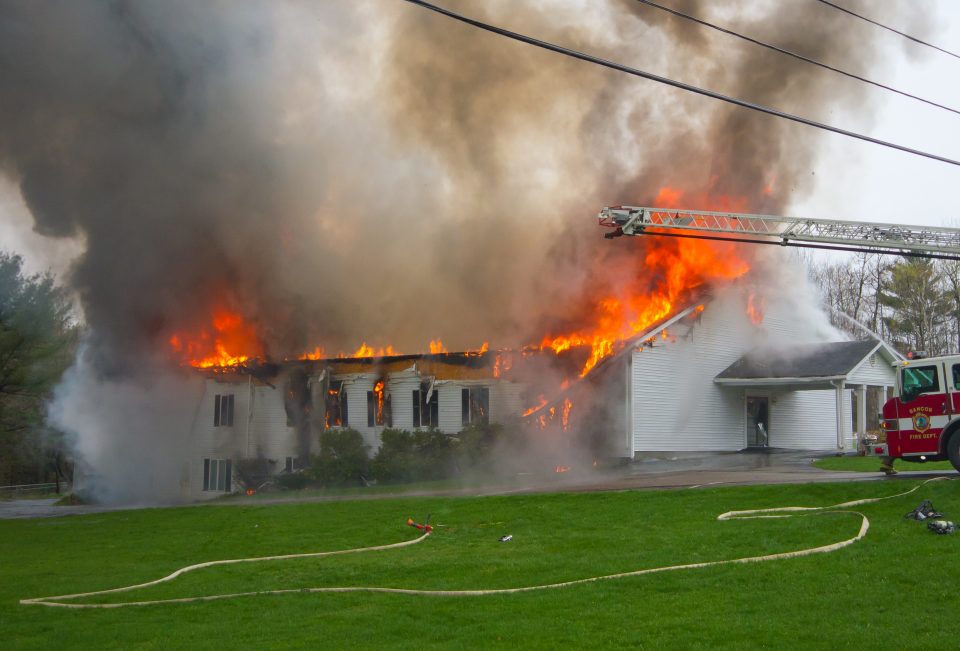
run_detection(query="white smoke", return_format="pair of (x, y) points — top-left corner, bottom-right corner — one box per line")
(48, 347), (202, 504)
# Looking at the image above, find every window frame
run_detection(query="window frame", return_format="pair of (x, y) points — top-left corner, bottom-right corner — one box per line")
(213, 394), (235, 427)
(413, 389), (439, 428)
(900, 364), (940, 403)
(202, 457), (233, 492)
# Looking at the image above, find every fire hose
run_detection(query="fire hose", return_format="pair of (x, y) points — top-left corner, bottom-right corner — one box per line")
(21, 477), (950, 609)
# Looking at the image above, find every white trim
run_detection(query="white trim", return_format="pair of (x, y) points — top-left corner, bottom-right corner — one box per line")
(715, 375), (846, 386)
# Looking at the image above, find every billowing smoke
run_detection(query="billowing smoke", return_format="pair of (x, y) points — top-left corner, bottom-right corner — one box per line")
(0, 0), (930, 500)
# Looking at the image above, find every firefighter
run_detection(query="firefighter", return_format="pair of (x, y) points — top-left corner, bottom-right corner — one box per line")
(879, 455), (897, 476)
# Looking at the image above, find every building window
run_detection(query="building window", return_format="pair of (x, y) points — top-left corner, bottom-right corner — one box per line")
(203, 458), (232, 492)
(285, 456), (306, 473)
(214, 394), (234, 427)
(366, 383), (390, 427)
(462, 387), (489, 426)
(325, 381), (348, 428)
(413, 389), (439, 428)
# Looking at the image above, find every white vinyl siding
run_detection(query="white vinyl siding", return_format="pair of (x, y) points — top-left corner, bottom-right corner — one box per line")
(343, 378), (380, 449)
(629, 286), (853, 454)
(848, 352), (898, 387)
(190, 379), (295, 500)
(769, 391), (838, 449)
(388, 376), (422, 430)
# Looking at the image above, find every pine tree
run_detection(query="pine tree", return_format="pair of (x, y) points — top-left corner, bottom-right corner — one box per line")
(878, 257), (952, 355)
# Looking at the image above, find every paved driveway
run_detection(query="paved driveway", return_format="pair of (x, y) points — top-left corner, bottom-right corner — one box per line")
(1, 450), (954, 519)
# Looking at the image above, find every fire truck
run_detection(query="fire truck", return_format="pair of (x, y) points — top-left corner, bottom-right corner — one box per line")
(598, 205), (960, 472)
(870, 354), (960, 471)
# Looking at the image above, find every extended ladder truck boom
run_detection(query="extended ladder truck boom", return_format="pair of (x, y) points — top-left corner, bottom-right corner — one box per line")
(599, 204), (960, 472)
(599, 206), (960, 260)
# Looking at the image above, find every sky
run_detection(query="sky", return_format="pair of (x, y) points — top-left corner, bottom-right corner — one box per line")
(2, 0), (958, 278)
(788, 0), (960, 227)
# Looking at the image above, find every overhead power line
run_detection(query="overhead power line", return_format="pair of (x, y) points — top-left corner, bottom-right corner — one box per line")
(815, 0), (960, 61)
(402, 0), (960, 168)
(635, 0), (960, 117)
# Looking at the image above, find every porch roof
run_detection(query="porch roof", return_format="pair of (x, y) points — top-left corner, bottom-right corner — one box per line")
(714, 340), (883, 389)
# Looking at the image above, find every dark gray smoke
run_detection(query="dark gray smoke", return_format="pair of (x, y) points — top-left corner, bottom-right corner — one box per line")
(0, 0), (935, 500)
(0, 0), (931, 369)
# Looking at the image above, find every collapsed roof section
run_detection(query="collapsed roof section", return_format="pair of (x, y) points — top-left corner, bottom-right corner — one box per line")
(192, 348), (567, 385)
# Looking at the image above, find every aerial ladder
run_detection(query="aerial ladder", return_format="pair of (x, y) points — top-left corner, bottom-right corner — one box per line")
(599, 206), (960, 260)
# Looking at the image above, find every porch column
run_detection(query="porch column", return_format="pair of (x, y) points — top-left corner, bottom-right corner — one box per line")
(857, 384), (867, 441)
(835, 381), (846, 450)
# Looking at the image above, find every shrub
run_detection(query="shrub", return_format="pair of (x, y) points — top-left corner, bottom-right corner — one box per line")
(411, 428), (455, 479)
(452, 421), (505, 473)
(275, 472), (310, 490)
(309, 428), (369, 487)
(371, 428), (454, 483)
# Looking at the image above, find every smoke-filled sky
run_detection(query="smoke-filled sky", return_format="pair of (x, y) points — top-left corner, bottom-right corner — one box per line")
(0, 0), (955, 374)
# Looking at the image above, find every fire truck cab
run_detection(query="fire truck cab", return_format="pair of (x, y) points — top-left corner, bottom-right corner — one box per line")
(873, 353), (960, 472)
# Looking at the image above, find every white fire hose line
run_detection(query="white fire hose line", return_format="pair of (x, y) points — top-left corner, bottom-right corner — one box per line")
(21, 478), (951, 609)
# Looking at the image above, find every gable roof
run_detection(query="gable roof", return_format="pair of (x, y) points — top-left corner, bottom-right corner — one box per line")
(715, 340), (883, 382)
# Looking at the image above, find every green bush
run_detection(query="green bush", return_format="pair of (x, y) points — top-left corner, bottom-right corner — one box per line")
(371, 428), (454, 483)
(452, 421), (505, 473)
(309, 428), (369, 487)
(275, 472), (310, 490)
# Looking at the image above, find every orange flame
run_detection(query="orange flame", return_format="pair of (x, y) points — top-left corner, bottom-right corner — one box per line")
(522, 395), (548, 417)
(373, 380), (385, 424)
(538, 187), (750, 377)
(561, 398), (573, 431)
(429, 339), (448, 354)
(747, 292), (766, 325)
(169, 308), (264, 368)
(299, 346), (326, 361)
(349, 343), (401, 358)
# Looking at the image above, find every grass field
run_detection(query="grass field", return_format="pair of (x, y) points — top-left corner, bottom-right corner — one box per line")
(3, 479), (959, 649)
(813, 455), (955, 472)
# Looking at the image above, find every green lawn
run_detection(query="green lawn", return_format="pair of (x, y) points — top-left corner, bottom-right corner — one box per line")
(813, 455), (956, 472)
(3, 480), (959, 649)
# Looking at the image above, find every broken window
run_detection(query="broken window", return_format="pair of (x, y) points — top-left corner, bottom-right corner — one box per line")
(203, 458), (232, 492)
(461, 387), (490, 426)
(413, 389), (439, 428)
(325, 381), (348, 428)
(213, 394), (234, 427)
(366, 382), (389, 427)
(284, 456), (307, 473)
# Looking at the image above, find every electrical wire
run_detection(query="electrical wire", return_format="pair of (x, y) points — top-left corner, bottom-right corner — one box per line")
(815, 0), (960, 61)
(402, 0), (960, 168)
(634, 0), (960, 117)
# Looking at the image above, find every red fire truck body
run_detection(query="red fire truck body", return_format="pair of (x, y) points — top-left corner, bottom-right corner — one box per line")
(874, 354), (960, 471)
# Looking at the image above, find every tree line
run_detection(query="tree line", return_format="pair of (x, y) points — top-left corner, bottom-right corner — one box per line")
(0, 252), (78, 489)
(807, 252), (960, 356)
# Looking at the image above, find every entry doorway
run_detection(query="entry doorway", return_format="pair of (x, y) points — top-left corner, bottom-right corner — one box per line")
(746, 396), (770, 448)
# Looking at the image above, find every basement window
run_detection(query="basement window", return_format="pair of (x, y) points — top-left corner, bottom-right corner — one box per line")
(213, 394), (235, 427)
(203, 458), (232, 492)
(461, 387), (489, 426)
(413, 389), (439, 428)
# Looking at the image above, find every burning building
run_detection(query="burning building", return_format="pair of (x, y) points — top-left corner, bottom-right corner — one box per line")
(0, 2), (926, 502)
(186, 352), (524, 499)
(177, 267), (899, 500)
(609, 283), (899, 456)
